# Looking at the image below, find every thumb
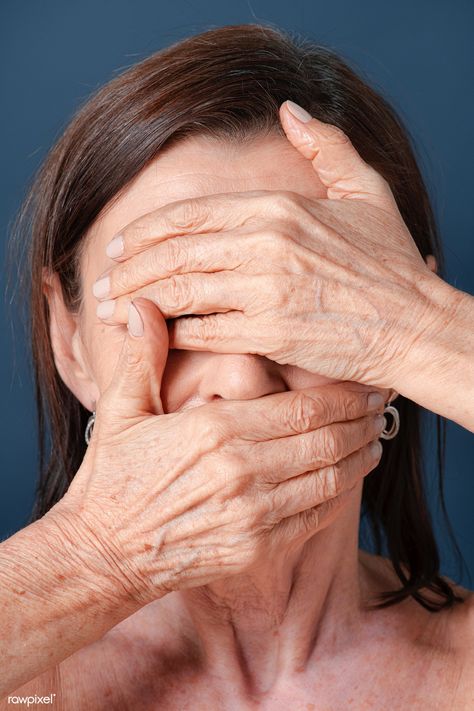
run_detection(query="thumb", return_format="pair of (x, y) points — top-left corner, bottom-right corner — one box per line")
(279, 100), (400, 215)
(100, 298), (168, 421)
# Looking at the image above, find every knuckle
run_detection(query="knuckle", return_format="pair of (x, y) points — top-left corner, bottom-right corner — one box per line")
(227, 451), (248, 481)
(122, 220), (151, 251)
(263, 491), (282, 525)
(364, 414), (379, 438)
(162, 239), (187, 273)
(257, 228), (288, 252)
(300, 505), (321, 533)
(320, 462), (343, 499)
(269, 231), (292, 259)
(300, 434), (322, 469)
(296, 435), (315, 464)
(320, 427), (344, 463)
(248, 498), (269, 529)
(301, 486), (347, 534)
(124, 343), (146, 371)
(266, 274), (295, 311)
(168, 198), (207, 232)
(216, 452), (249, 496)
(196, 410), (228, 450)
(197, 314), (218, 342)
(266, 190), (298, 219)
(161, 275), (192, 310)
(340, 391), (366, 421)
(284, 392), (323, 434)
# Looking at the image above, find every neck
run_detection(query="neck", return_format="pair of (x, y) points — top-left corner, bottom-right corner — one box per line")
(176, 487), (374, 696)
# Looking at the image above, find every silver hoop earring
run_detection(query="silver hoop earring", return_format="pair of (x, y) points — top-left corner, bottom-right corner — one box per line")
(380, 404), (400, 440)
(85, 411), (96, 445)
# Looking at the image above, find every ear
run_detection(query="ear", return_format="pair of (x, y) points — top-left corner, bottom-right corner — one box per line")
(425, 254), (437, 273)
(43, 271), (100, 412)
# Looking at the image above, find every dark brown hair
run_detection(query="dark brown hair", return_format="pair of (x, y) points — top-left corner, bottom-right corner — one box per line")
(12, 23), (465, 611)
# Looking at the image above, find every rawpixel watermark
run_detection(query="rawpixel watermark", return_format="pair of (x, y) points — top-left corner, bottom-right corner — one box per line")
(7, 694), (56, 706)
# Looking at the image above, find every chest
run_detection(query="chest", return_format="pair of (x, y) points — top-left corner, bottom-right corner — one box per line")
(55, 641), (469, 711)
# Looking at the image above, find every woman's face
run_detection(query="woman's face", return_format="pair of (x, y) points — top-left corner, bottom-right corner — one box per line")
(69, 133), (342, 414)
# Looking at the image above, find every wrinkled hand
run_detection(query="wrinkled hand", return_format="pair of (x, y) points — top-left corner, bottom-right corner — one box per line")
(63, 299), (387, 604)
(93, 101), (440, 387)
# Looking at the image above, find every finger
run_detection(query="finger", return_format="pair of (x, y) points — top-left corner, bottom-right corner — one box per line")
(251, 412), (385, 485)
(98, 298), (168, 423)
(167, 311), (248, 352)
(95, 271), (256, 324)
(279, 100), (400, 215)
(95, 232), (259, 301)
(215, 383), (387, 443)
(273, 438), (382, 524)
(105, 191), (270, 261)
(167, 308), (324, 355)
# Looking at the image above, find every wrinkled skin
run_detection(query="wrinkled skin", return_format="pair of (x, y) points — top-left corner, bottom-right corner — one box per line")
(92, 105), (441, 392)
(30, 104), (472, 708)
(63, 299), (386, 604)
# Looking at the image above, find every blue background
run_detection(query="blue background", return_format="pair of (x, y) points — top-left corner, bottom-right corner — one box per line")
(1, 0), (473, 586)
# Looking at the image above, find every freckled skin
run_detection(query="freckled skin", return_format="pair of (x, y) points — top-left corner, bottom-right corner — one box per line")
(16, 134), (472, 710)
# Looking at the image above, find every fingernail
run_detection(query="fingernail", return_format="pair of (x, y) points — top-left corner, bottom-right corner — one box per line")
(93, 275), (111, 299)
(286, 100), (313, 123)
(106, 235), (124, 259)
(128, 302), (144, 337)
(96, 300), (115, 320)
(367, 392), (384, 410)
(370, 440), (383, 459)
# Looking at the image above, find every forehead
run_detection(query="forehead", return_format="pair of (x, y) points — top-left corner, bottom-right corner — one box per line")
(87, 132), (327, 247)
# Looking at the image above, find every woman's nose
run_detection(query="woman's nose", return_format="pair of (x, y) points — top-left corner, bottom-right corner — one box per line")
(198, 353), (286, 402)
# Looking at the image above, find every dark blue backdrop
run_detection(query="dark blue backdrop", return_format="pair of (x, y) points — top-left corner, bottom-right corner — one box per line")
(1, 0), (473, 586)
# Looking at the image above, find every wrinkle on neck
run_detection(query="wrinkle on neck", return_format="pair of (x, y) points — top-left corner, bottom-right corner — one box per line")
(177, 486), (370, 696)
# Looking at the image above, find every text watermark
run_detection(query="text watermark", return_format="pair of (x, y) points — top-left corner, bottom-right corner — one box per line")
(7, 694), (56, 706)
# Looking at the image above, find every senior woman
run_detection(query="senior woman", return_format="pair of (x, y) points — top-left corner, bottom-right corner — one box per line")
(1, 23), (473, 709)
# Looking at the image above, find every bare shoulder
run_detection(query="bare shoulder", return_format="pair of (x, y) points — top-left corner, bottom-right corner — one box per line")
(442, 585), (474, 708)
(359, 549), (474, 704)
(0, 666), (61, 710)
(448, 584), (474, 654)
(0, 595), (199, 711)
